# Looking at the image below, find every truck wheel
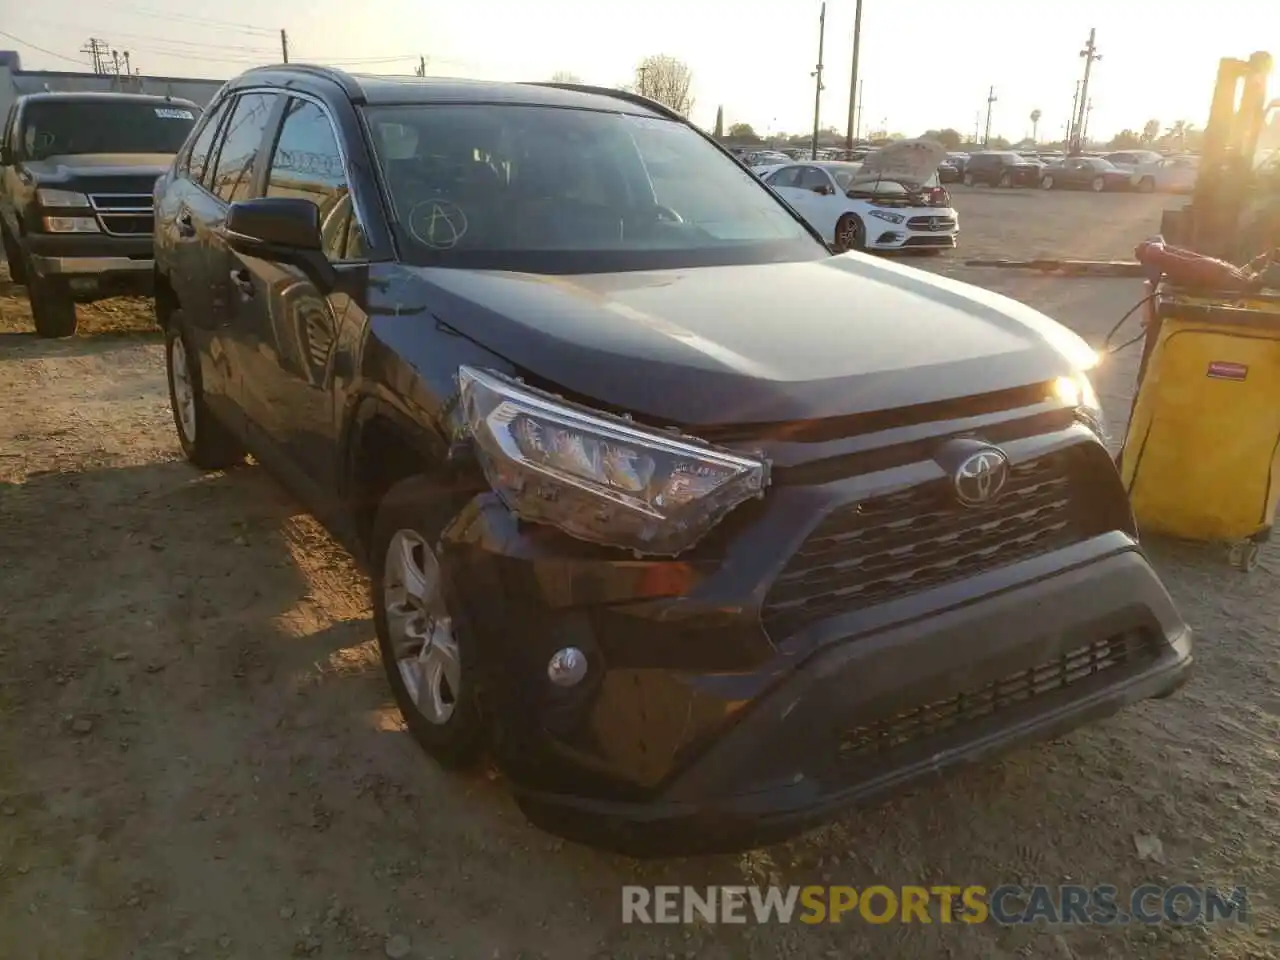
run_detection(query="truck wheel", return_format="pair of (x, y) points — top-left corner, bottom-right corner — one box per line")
(1, 227), (24, 284)
(27, 271), (77, 338)
(165, 312), (244, 468)
(371, 475), (486, 768)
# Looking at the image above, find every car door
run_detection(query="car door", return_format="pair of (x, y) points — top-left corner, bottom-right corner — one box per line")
(229, 94), (370, 501)
(768, 165), (827, 230)
(793, 166), (842, 240)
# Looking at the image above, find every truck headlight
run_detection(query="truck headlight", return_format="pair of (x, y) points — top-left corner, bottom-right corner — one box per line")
(1054, 372), (1107, 441)
(36, 188), (91, 208)
(43, 216), (99, 233)
(457, 366), (770, 556)
(869, 210), (905, 224)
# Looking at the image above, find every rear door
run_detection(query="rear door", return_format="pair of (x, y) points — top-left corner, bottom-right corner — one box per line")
(793, 166), (842, 239)
(194, 91), (283, 425)
(229, 94), (370, 502)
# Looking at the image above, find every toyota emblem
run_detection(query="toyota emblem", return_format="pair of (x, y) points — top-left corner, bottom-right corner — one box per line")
(953, 449), (1009, 506)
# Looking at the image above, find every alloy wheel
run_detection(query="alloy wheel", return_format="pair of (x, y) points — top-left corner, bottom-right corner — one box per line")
(170, 334), (197, 444)
(383, 529), (461, 725)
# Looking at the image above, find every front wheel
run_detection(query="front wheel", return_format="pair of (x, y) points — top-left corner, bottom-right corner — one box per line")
(371, 475), (485, 768)
(963, 172), (974, 187)
(1091, 176), (1106, 192)
(834, 214), (864, 252)
(27, 268), (77, 338)
(1041, 175), (1055, 190)
(165, 313), (244, 468)
(998, 171), (1013, 188)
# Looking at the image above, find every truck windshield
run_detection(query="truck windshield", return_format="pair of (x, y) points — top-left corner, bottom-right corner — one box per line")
(21, 100), (199, 160)
(363, 103), (825, 273)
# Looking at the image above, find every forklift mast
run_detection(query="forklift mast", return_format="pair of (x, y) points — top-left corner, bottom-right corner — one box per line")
(1161, 51), (1274, 261)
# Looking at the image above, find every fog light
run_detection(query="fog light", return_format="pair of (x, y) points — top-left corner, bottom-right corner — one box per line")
(547, 647), (588, 687)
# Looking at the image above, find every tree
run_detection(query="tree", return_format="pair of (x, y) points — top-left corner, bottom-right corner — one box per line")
(713, 105), (724, 138)
(634, 54), (694, 116)
(727, 122), (758, 139)
(1142, 119), (1161, 145)
(1109, 129), (1142, 149)
(549, 70), (581, 84)
(1030, 109), (1042, 143)
(923, 128), (962, 150)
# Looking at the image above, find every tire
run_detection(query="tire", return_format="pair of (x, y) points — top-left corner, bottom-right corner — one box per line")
(27, 269), (77, 338)
(1091, 176), (1106, 192)
(1138, 176), (1155, 193)
(165, 312), (244, 468)
(371, 475), (485, 768)
(1041, 175), (1055, 190)
(963, 172), (975, 187)
(1, 226), (25, 284)
(998, 171), (1013, 188)
(834, 213), (864, 252)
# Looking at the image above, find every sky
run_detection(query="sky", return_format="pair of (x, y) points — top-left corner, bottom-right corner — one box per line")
(0, 0), (1276, 143)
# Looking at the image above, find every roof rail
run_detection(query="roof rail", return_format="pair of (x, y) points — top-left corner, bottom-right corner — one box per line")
(527, 82), (685, 122)
(235, 62), (364, 101)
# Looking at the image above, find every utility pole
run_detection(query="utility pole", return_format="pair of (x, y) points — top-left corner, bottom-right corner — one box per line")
(983, 85), (996, 145)
(843, 0), (863, 152)
(854, 80), (864, 141)
(1073, 28), (1101, 152)
(974, 111), (981, 145)
(280, 29), (289, 63)
(636, 65), (649, 98)
(810, 1), (826, 160)
(111, 49), (121, 75)
(122, 51), (132, 75)
(416, 55), (426, 77)
(1082, 98), (1094, 145)
(80, 38), (109, 75)
(1067, 80), (1080, 149)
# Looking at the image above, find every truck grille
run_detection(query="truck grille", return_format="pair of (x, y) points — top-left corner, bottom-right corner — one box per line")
(763, 452), (1081, 638)
(89, 194), (155, 236)
(906, 215), (956, 231)
(839, 630), (1154, 760)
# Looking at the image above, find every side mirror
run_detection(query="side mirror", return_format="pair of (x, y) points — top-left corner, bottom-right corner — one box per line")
(811, 184), (832, 195)
(225, 197), (336, 289)
(226, 197), (322, 253)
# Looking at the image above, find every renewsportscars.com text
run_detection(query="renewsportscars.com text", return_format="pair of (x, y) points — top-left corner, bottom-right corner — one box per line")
(622, 884), (1249, 926)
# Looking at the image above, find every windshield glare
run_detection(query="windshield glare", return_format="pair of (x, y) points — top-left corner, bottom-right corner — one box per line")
(364, 104), (824, 271)
(21, 101), (199, 159)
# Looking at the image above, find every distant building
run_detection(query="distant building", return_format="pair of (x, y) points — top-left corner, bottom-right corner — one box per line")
(1, 51), (224, 121)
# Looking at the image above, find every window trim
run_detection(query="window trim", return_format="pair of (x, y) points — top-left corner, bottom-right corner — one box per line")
(182, 94), (233, 189)
(261, 91), (370, 264)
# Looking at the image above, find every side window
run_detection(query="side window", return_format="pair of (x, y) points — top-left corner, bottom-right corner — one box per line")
(209, 92), (278, 204)
(768, 166), (801, 188)
(797, 167), (833, 193)
(185, 96), (231, 185)
(265, 97), (366, 261)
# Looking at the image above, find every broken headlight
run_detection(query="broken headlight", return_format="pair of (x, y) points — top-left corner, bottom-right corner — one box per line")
(457, 366), (770, 556)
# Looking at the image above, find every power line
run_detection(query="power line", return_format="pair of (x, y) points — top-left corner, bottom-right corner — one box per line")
(94, 0), (278, 37)
(0, 28), (90, 67)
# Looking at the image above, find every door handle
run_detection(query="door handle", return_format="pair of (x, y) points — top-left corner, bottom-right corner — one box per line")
(177, 210), (195, 238)
(230, 268), (255, 299)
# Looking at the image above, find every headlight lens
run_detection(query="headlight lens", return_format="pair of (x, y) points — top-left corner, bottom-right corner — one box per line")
(869, 210), (905, 224)
(1054, 372), (1107, 441)
(43, 216), (99, 233)
(457, 366), (770, 556)
(36, 188), (90, 208)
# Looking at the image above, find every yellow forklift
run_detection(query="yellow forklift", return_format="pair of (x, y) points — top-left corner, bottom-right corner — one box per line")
(1120, 52), (1280, 572)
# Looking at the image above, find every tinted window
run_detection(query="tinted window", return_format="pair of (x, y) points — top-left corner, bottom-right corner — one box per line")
(768, 166), (801, 188)
(185, 97), (231, 185)
(266, 98), (365, 260)
(18, 99), (199, 160)
(796, 167), (832, 191)
(364, 104), (821, 272)
(209, 93), (277, 204)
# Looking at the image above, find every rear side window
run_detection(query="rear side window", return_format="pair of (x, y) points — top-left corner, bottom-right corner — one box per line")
(208, 92), (278, 204)
(185, 97), (231, 186)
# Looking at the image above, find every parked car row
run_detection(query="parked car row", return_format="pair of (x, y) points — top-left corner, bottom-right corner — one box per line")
(0, 72), (1191, 857)
(945, 148), (1199, 194)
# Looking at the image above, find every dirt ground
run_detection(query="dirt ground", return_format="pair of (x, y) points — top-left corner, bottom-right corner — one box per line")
(2, 219), (1279, 960)
(947, 186), (1174, 262)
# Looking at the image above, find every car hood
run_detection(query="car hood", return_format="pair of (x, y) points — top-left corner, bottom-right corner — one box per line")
(856, 138), (946, 186)
(412, 255), (1095, 428)
(22, 153), (173, 182)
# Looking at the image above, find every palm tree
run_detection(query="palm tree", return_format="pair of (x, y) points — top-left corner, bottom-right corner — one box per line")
(1030, 109), (1041, 143)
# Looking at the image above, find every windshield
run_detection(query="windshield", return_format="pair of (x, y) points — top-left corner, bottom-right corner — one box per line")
(363, 104), (824, 272)
(20, 100), (199, 160)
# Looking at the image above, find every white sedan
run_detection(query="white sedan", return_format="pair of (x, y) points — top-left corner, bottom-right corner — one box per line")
(761, 160), (958, 252)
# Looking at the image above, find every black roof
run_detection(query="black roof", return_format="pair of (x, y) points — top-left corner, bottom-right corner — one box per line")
(17, 90), (200, 108)
(228, 64), (674, 119)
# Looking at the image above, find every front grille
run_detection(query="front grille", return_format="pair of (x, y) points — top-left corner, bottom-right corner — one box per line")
(902, 235), (956, 247)
(906, 216), (956, 231)
(763, 452), (1080, 637)
(89, 194), (154, 236)
(839, 630), (1154, 760)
